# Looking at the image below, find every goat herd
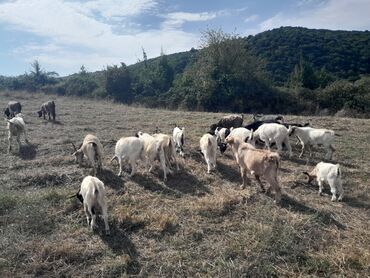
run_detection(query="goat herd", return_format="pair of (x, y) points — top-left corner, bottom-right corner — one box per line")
(4, 100), (344, 235)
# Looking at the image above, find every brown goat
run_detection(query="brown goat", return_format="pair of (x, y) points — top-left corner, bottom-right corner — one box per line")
(225, 135), (281, 202)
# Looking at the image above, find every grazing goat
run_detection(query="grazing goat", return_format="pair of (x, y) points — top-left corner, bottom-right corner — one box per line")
(252, 114), (285, 123)
(76, 176), (110, 234)
(200, 133), (217, 174)
(4, 101), (22, 119)
(110, 137), (144, 177)
(173, 126), (185, 157)
(226, 136), (281, 202)
(153, 133), (180, 172)
(251, 123), (292, 158)
(289, 127), (335, 160)
(137, 132), (169, 181)
(244, 119), (281, 131)
(72, 134), (103, 176)
(7, 113), (29, 152)
(210, 114), (244, 132)
(219, 127), (252, 154)
(215, 127), (230, 153)
(215, 127), (230, 143)
(303, 162), (343, 201)
(37, 100), (56, 121)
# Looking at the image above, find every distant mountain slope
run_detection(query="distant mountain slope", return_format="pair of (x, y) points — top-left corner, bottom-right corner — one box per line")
(127, 27), (370, 85)
(247, 27), (370, 84)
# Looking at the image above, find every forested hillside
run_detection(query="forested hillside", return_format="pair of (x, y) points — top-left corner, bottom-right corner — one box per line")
(247, 27), (370, 84)
(1, 27), (370, 116)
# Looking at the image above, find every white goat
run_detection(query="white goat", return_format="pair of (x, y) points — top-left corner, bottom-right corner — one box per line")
(137, 132), (169, 181)
(7, 113), (29, 152)
(290, 127), (335, 160)
(76, 176), (110, 234)
(173, 126), (185, 157)
(110, 136), (144, 177)
(226, 136), (281, 202)
(251, 123), (292, 158)
(200, 133), (217, 174)
(72, 134), (103, 176)
(303, 162), (343, 201)
(153, 133), (179, 172)
(215, 127), (230, 143)
(228, 127), (252, 142)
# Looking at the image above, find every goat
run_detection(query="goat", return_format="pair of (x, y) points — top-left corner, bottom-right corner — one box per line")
(72, 134), (103, 176)
(226, 136), (281, 202)
(137, 132), (169, 181)
(215, 127), (231, 153)
(37, 100), (56, 121)
(173, 126), (185, 157)
(209, 114), (244, 132)
(250, 123), (292, 158)
(200, 133), (217, 174)
(252, 114), (285, 123)
(153, 133), (180, 173)
(4, 101), (22, 119)
(244, 119), (282, 131)
(289, 127), (335, 160)
(303, 162), (343, 201)
(75, 176), (110, 234)
(219, 127), (252, 154)
(7, 113), (29, 152)
(215, 127), (230, 143)
(110, 136), (144, 177)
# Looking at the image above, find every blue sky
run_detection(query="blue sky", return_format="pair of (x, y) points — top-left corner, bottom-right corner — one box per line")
(1, 0), (370, 76)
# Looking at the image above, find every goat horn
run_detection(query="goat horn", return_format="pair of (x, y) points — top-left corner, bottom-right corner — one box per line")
(71, 142), (77, 151)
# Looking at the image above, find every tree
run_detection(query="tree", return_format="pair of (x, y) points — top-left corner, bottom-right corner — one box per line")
(105, 63), (133, 103)
(182, 28), (271, 112)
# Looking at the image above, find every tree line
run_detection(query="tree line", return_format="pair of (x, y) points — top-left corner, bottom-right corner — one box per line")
(1, 27), (369, 117)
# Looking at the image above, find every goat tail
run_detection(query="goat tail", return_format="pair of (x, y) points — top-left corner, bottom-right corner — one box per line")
(336, 164), (341, 178)
(334, 133), (341, 137)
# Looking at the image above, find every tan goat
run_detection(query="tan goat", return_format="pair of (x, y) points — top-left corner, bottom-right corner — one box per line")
(225, 135), (282, 202)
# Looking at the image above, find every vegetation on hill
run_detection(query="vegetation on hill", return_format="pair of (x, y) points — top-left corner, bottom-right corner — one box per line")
(1, 27), (370, 116)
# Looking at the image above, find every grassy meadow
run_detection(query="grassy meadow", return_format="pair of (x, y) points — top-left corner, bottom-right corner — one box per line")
(0, 91), (369, 277)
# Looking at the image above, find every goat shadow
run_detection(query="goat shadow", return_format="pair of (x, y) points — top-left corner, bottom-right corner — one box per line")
(131, 173), (181, 197)
(100, 218), (141, 275)
(97, 168), (125, 193)
(216, 160), (241, 184)
(344, 196), (370, 210)
(17, 143), (37, 160)
(280, 194), (346, 230)
(165, 169), (210, 196)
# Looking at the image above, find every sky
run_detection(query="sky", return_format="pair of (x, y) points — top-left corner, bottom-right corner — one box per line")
(0, 0), (370, 76)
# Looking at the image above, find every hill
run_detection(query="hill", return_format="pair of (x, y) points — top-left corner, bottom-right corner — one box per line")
(127, 27), (370, 85)
(247, 27), (370, 84)
(1, 91), (369, 276)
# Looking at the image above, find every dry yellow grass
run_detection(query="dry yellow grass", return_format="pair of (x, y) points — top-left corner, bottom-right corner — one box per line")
(0, 90), (369, 277)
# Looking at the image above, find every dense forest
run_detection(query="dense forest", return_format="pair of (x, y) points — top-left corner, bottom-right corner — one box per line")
(1, 27), (370, 116)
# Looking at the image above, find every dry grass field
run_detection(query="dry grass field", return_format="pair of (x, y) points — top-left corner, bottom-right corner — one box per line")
(0, 91), (369, 277)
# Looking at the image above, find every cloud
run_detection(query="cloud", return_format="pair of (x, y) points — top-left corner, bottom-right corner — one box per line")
(0, 0), (201, 75)
(67, 0), (158, 20)
(259, 0), (370, 31)
(244, 14), (259, 23)
(161, 12), (219, 30)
